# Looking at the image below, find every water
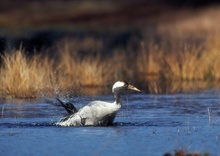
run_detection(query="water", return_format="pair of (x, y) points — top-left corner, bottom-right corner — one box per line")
(1, 90), (220, 156)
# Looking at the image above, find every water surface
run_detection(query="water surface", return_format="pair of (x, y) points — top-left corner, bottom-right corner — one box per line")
(1, 90), (220, 156)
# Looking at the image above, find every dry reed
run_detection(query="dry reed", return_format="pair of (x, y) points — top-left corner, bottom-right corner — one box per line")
(0, 40), (116, 98)
(0, 32), (220, 98)
(135, 33), (220, 93)
(0, 48), (55, 98)
(55, 38), (114, 87)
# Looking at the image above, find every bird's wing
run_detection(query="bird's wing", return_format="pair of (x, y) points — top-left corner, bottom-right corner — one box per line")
(56, 98), (78, 114)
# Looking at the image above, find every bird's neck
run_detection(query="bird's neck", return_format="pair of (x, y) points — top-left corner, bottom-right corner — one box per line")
(114, 93), (122, 105)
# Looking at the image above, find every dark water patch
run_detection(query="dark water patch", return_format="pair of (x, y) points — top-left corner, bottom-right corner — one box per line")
(0, 120), (184, 129)
(0, 122), (55, 129)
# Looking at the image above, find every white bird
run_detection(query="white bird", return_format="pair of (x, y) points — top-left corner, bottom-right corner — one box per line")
(55, 81), (140, 126)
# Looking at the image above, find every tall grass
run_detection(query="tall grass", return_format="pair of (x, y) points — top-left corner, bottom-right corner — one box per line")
(56, 41), (114, 87)
(0, 48), (55, 98)
(136, 33), (220, 93)
(160, 34), (220, 81)
(0, 41), (116, 98)
(0, 33), (220, 98)
(204, 34), (220, 80)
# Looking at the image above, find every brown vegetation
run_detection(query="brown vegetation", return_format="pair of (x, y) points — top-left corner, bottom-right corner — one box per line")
(164, 149), (209, 156)
(0, 48), (55, 98)
(136, 32), (220, 93)
(0, 32), (220, 98)
(0, 0), (219, 98)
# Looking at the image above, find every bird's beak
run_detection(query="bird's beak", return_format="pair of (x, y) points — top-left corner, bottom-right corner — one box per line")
(128, 84), (141, 92)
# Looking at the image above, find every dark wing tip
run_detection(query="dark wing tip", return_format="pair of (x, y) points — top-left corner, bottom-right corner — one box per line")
(56, 98), (78, 114)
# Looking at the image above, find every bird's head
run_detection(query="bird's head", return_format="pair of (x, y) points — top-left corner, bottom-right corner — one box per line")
(112, 81), (141, 94)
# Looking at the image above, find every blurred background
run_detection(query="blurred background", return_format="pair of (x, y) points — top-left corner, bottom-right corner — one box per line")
(0, 0), (220, 97)
(0, 0), (219, 52)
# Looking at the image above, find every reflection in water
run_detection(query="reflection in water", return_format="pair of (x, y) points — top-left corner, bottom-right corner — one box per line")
(0, 90), (220, 155)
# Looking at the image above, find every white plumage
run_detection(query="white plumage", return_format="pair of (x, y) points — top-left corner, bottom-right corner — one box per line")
(55, 81), (140, 126)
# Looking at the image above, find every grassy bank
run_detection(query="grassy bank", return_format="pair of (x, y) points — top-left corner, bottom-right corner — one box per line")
(164, 149), (209, 156)
(0, 32), (220, 98)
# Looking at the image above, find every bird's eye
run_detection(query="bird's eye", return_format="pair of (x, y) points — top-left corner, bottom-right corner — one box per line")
(124, 83), (128, 88)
